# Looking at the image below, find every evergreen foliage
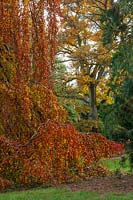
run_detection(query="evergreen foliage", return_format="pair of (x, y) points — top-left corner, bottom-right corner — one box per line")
(100, 0), (133, 143)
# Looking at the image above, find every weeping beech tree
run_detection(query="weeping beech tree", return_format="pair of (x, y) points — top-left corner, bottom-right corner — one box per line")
(0, 0), (59, 85)
(0, 0), (124, 189)
(0, 0), (64, 138)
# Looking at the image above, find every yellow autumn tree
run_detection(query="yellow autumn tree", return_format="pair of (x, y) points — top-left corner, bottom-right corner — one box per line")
(58, 0), (114, 123)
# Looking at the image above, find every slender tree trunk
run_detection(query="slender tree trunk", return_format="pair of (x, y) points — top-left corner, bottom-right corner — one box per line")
(89, 83), (98, 120)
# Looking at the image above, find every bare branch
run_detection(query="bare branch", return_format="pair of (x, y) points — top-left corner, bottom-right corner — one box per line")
(56, 59), (76, 63)
(56, 93), (89, 104)
(96, 68), (104, 81)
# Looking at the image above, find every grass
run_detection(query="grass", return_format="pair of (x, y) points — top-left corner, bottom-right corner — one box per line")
(99, 156), (132, 173)
(0, 188), (133, 200)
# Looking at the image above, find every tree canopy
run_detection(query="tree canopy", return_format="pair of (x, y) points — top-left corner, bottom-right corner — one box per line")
(0, 0), (127, 190)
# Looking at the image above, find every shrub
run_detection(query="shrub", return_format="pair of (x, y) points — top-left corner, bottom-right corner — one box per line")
(74, 119), (103, 133)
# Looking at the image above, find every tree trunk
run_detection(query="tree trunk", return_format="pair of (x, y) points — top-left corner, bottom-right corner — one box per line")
(89, 83), (98, 120)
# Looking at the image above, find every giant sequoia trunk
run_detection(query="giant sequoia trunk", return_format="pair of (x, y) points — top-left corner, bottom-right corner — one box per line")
(89, 83), (98, 120)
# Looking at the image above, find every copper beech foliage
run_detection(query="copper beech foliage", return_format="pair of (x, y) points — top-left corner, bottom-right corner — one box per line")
(0, 1), (124, 190)
(0, 122), (124, 188)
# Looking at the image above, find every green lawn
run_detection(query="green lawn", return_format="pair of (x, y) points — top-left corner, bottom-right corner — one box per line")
(99, 156), (132, 173)
(0, 188), (133, 200)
